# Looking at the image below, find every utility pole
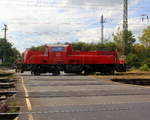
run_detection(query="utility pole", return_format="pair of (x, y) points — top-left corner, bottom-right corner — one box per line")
(123, 0), (128, 56)
(101, 15), (104, 44)
(2, 24), (8, 63)
(2, 24), (8, 42)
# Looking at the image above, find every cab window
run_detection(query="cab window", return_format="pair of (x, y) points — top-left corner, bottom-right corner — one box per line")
(51, 47), (65, 52)
(44, 48), (48, 56)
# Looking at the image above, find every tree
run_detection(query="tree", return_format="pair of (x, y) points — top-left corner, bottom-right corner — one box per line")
(29, 46), (45, 51)
(132, 44), (146, 57)
(0, 38), (20, 66)
(71, 42), (117, 51)
(139, 26), (150, 48)
(113, 30), (136, 54)
(0, 39), (12, 62)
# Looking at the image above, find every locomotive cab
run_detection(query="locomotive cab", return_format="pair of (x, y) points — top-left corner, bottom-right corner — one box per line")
(47, 45), (68, 64)
(29, 45), (73, 75)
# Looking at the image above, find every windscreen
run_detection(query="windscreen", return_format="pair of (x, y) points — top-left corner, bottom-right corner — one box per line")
(51, 47), (65, 52)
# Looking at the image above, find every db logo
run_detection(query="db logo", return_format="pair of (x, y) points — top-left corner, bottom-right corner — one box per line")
(56, 53), (61, 56)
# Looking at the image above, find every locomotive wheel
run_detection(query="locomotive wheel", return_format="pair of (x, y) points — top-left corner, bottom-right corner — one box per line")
(31, 71), (34, 75)
(21, 69), (24, 73)
(109, 69), (115, 75)
(76, 71), (82, 75)
(52, 71), (60, 76)
(84, 71), (90, 75)
(33, 72), (40, 76)
(101, 69), (114, 75)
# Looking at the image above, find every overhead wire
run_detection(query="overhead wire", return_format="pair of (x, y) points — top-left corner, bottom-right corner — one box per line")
(0, 0), (149, 36)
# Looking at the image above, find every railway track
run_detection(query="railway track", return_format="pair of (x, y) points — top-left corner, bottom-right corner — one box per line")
(13, 72), (150, 120)
(112, 78), (150, 86)
(1, 72), (150, 120)
(0, 72), (19, 120)
(1, 72), (150, 119)
(0, 70), (149, 119)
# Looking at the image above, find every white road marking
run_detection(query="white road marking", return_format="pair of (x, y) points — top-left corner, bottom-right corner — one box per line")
(21, 77), (34, 120)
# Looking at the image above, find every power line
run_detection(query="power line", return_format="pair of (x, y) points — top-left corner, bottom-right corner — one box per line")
(5, 19), (149, 25)
(2, 15), (150, 22)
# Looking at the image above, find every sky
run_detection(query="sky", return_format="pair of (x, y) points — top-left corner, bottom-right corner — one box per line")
(0, 0), (149, 52)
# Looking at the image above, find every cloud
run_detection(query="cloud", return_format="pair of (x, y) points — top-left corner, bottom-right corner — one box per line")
(0, 0), (147, 52)
(128, 18), (150, 40)
(77, 27), (114, 43)
(65, 0), (141, 7)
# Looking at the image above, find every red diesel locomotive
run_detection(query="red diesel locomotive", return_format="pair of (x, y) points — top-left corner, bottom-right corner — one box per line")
(20, 44), (126, 75)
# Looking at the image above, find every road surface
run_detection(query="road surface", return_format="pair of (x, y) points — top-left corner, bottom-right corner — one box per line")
(17, 72), (150, 120)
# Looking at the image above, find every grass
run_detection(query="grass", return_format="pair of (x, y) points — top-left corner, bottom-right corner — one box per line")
(93, 70), (150, 80)
(0, 68), (15, 74)
(6, 97), (20, 113)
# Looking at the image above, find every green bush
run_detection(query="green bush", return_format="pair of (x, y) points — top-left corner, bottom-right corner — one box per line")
(130, 66), (137, 71)
(127, 53), (141, 68)
(143, 58), (150, 68)
(140, 64), (149, 71)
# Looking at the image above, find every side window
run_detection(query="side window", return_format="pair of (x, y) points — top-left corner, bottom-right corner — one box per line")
(44, 48), (49, 56)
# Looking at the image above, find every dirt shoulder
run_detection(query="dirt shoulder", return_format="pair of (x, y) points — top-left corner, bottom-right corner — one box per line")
(93, 70), (150, 86)
(93, 70), (150, 79)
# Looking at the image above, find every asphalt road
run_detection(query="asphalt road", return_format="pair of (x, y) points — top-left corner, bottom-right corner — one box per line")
(17, 72), (150, 120)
